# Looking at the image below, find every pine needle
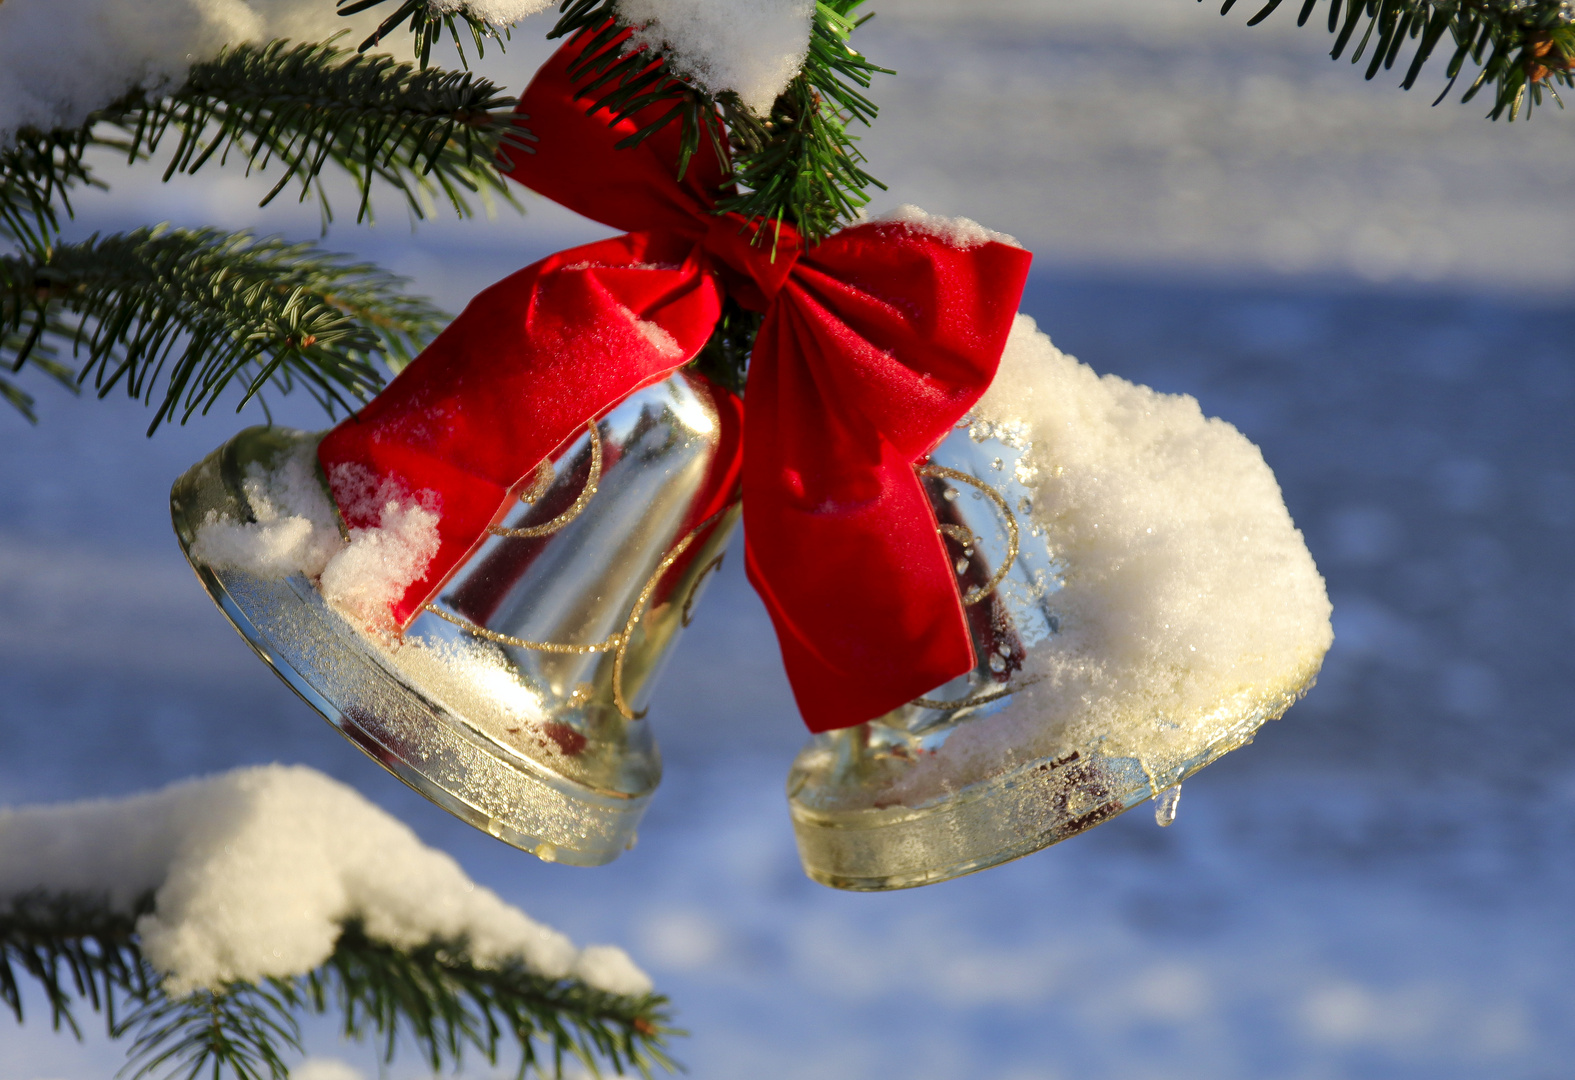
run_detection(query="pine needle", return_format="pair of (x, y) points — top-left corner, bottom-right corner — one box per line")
(1, 894), (677, 1080)
(0, 226), (444, 432)
(0, 38), (534, 249)
(1219, 0), (1575, 119)
(101, 38), (535, 224)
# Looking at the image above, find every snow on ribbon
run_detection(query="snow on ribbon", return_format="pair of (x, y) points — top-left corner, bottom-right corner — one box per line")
(0, 765), (652, 997)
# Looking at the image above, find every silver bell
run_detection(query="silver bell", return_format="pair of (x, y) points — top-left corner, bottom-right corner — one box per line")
(171, 372), (739, 865)
(787, 322), (1332, 890)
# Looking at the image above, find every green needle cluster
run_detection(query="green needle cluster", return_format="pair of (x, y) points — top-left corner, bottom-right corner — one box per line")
(1220, 0), (1575, 118)
(0, 37), (538, 424)
(1, 227), (442, 431)
(2, 893), (677, 1080)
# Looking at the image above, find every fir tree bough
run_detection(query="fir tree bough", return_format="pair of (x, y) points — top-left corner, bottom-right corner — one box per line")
(0, 227), (442, 431)
(1, 892), (678, 1080)
(0, 36), (543, 426)
(337, 0), (514, 69)
(1218, 0), (1575, 119)
(0, 38), (533, 237)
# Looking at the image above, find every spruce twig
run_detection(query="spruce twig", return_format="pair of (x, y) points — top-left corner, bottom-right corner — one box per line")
(100, 39), (535, 224)
(0, 891), (155, 1040)
(1218, 0), (1575, 119)
(0, 128), (106, 249)
(308, 921), (680, 1080)
(334, 0), (511, 69)
(0, 39), (533, 249)
(1, 894), (677, 1080)
(0, 226), (443, 432)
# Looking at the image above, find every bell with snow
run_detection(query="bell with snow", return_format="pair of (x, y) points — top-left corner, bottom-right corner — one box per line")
(784, 315), (1334, 890)
(172, 23), (1334, 887)
(171, 362), (740, 867)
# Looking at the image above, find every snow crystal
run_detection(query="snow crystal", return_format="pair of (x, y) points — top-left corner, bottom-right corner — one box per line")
(634, 316), (686, 361)
(0, 0), (391, 143)
(877, 205), (1022, 250)
(618, 0), (814, 115)
(0, 765), (652, 997)
(869, 315), (1332, 806)
(190, 444), (441, 633)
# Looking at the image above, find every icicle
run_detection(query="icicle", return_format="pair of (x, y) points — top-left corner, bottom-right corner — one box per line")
(1154, 784), (1181, 827)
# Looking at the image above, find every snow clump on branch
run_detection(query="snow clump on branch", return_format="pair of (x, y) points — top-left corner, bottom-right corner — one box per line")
(0, 0), (548, 145)
(0, 0), (337, 142)
(618, 0), (815, 115)
(427, 0), (555, 27)
(0, 765), (653, 998)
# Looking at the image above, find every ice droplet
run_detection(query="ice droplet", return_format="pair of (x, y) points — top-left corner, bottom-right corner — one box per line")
(943, 488), (959, 502)
(991, 457), (1005, 471)
(1154, 785), (1181, 827)
(963, 546), (975, 557)
(988, 653), (1007, 673)
(955, 557), (970, 574)
(997, 643), (1012, 657)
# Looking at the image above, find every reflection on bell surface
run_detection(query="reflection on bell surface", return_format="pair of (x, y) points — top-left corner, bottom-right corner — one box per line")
(787, 319), (1333, 891)
(171, 372), (740, 866)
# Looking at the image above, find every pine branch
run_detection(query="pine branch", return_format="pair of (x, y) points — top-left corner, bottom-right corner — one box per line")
(121, 982), (303, 1080)
(98, 38), (535, 224)
(0, 891), (155, 1041)
(0, 39), (532, 249)
(1218, 0), (1575, 119)
(306, 921), (679, 1080)
(0, 226), (444, 433)
(548, 0), (891, 243)
(720, 0), (889, 240)
(0, 128), (107, 249)
(1, 895), (678, 1080)
(335, 0), (512, 69)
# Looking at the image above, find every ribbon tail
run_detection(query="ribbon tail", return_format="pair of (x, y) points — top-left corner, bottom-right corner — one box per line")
(743, 223), (1033, 731)
(743, 299), (978, 733)
(317, 232), (724, 628)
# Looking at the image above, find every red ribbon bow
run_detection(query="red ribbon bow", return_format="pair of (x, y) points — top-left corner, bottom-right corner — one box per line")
(317, 33), (1031, 732)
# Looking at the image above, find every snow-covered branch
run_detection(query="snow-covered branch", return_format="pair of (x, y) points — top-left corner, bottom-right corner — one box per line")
(0, 766), (674, 1080)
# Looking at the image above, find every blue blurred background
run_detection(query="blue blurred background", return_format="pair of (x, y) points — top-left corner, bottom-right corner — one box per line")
(3, 2), (1573, 1077)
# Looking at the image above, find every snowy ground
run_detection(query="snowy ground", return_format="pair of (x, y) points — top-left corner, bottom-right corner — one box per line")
(3, 2), (1575, 1078)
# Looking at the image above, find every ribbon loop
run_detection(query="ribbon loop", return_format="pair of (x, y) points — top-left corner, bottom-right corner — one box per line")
(318, 32), (1033, 731)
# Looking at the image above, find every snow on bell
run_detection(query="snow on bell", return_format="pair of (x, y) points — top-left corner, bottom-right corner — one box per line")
(171, 371), (739, 866)
(787, 316), (1334, 890)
